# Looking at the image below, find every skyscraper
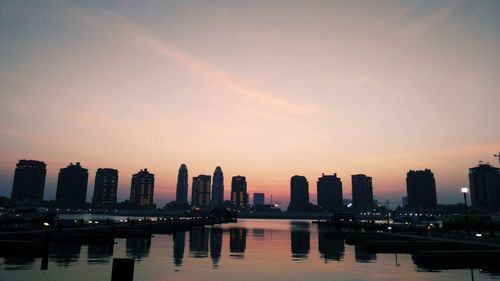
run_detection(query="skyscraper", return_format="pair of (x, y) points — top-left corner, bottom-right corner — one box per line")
(351, 174), (373, 211)
(56, 162), (89, 204)
(211, 166), (224, 206)
(289, 175), (309, 211)
(11, 159), (47, 202)
(192, 175), (211, 208)
(176, 164), (188, 204)
(231, 176), (248, 208)
(406, 169), (437, 209)
(253, 193), (265, 206)
(92, 168), (119, 205)
(469, 163), (500, 212)
(130, 168), (155, 207)
(317, 173), (343, 211)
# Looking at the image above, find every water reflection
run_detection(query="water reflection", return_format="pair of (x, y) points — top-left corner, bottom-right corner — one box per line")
(3, 256), (36, 270)
(354, 245), (376, 263)
(210, 227), (223, 268)
(317, 227), (344, 262)
(173, 231), (186, 267)
(229, 228), (247, 259)
(126, 236), (151, 262)
(87, 241), (114, 264)
(290, 222), (310, 261)
(2, 220), (498, 281)
(50, 243), (81, 266)
(190, 227), (209, 258)
(252, 228), (265, 238)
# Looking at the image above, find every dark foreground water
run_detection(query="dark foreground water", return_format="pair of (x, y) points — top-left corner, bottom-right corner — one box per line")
(1, 219), (499, 281)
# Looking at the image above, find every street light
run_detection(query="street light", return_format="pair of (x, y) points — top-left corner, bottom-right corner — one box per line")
(461, 187), (470, 235)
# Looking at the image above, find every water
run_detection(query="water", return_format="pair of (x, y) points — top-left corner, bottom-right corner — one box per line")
(0, 219), (498, 281)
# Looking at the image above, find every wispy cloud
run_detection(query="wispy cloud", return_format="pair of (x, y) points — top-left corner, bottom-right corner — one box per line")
(63, 1), (323, 115)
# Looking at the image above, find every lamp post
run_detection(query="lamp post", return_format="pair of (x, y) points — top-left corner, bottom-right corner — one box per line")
(461, 187), (470, 235)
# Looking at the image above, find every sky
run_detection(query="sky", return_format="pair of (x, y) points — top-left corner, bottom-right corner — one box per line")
(0, 0), (499, 208)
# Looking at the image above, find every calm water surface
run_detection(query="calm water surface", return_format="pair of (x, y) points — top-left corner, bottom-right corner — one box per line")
(1, 219), (499, 281)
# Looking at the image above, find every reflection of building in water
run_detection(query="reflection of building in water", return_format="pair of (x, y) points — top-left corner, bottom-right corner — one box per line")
(252, 228), (265, 238)
(50, 243), (82, 266)
(210, 227), (223, 267)
(87, 241), (114, 264)
(2, 255), (36, 270)
(318, 229), (344, 262)
(189, 227), (209, 258)
(354, 245), (376, 263)
(173, 231), (186, 267)
(291, 227), (310, 260)
(126, 237), (151, 261)
(230, 228), (247, 259)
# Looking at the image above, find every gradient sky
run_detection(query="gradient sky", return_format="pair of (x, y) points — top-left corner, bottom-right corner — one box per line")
(1, 0), (499, 207)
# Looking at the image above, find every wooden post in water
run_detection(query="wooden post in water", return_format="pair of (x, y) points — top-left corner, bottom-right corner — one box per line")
(111, 258), (134, 281)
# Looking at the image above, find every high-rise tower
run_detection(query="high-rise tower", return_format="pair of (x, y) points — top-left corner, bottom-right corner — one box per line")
(176, 164), (189, 204)
(130, 168), (155, 208)
(56, 162), (89, 204)
(289, 175), (309, 211)
(11, 159), (47, 202)
(469, 163), (500, 212)
(351, 174), (373, 211)
(231, 176), (248, 208)
(211, 166), (224, 206)
(406, 169), (437, 209)
(317, 173), (343, 211)
(92, 168), (119, 205)
(192, 175), (211, 208)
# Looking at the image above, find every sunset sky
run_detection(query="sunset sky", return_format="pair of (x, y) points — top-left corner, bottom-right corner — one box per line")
(0, 0), (499, 207)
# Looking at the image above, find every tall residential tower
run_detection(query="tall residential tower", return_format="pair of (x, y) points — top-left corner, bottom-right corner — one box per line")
(130, 168), (155, 208)
(11, 159), (47, 202)
(406, 169), (437, 209)
(351, 174), (373, 211)
(92, 168), (119, 205)
(469, 163), (500, 212)
(56, 162), (89, 204)
(317, 173), (343, 211)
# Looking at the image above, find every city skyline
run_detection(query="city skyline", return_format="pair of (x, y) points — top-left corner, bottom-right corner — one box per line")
(0, 1), (499, 207)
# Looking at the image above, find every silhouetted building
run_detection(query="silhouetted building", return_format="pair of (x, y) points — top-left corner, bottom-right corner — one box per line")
(211, 166), (224, 206)
(56, 162), (88, 204)
(11, 160), (46, 202)
(175, 164), (188, 204)
(289, 175), (310, 211)
(189, 228), (209, 258)
(253, 193), (265, 206)
(351, 174), (373, 211)
(317, 173), (343, 211)
(210, 227), (223, 268)
(231, 176), (248, 208)
(402, 196), (408, 208)
(230, 228), (246, 259)
(406, 169), (437, 209)
(469, 163), (500, 212)
(92, 168), (118, 205)
(173, 231), (186, 267)
(130, 168), (154, 207)
(291, 222), (310, 260)
(192, 175), (211, 208)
